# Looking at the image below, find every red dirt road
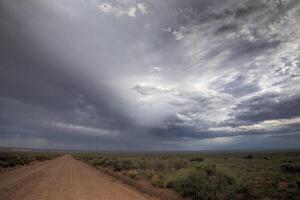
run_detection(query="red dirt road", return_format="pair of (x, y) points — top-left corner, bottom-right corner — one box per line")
(0, 155), (157, 200)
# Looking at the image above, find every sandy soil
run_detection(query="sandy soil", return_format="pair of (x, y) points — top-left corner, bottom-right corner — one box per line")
(0, 155), (157, 200)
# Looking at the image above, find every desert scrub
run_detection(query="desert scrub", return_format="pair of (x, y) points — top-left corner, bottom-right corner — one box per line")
(280, 163), (300, 173)
(0, 152), (60, 170)
(73, 151), (300, 200)
(167, 163), (238, 200)
(189, 156), (204, 162)
(113, 159), (136, 171)
(150, 174), (167, 188)
(128, 169), (139, 179)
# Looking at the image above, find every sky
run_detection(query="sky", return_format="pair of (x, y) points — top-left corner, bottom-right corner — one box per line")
(0, 0), (300, 151)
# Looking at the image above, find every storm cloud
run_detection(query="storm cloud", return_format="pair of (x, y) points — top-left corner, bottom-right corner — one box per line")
(0, 0), (300, 150)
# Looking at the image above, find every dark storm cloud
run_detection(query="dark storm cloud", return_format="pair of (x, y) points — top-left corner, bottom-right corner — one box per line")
(214, 23), (239, 35)
(0, 0), (141, 149)
(233, 93), (300, 123)
(0, 0), (300, 150)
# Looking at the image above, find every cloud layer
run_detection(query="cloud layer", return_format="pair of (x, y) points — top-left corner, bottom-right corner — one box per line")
(0, 0), (300, 150)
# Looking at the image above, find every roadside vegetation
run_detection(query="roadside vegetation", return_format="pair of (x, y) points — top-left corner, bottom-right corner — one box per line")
(0, 152), (60, 170)
(74, 151), (300, 200)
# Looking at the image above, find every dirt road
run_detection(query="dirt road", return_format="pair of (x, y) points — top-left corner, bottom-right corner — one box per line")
(0, 155), (157, 200)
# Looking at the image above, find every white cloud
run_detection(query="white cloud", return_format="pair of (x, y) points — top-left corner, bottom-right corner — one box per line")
(162, 26), (172, 32)
(149, 66), (163, 73)
(49, 122), (119, 137)
(210, 117), (300, 132)
(133, 84), (171, 96)
(154, 0), (300, 131)
(173, 26), (188, 40)
(127, 7), (137, 17)
(98, 2), (147, 18)
(137, 3), (147, 14)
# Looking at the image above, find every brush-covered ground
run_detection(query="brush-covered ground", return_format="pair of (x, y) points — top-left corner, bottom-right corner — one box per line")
(0, 152), (61, 171)
(74, 151), (300, 200)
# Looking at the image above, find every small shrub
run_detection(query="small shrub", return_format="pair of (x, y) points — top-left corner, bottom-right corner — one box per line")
(144, 169), (155, 180)
(0, 160), (9, 168)
(151, 174), (166, 188)
(296, 179), (300, 190)
(122, 159), (136, 170)
(128, 169), (139, 179)
(243, 154), (253, 159)
(190, 157), (204, 162)
(35, 154), (51, 161)
(0, 152), (59, 169)
(280, 163), (300, 173)
(91, 158), (104, 166)
(172, 159), (188, 170)
(194, 163), (217, 176)
(152, 160), (167, 171)
(8, 159), (20, 167)
(137, 159), (149, 169)
(169, 164), (237, 200)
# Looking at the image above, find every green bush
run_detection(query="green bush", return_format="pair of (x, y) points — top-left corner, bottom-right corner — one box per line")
(152, 160), (167, 171)
(280, 163), (300, 173)
(151, 174), (166, 188)
(137, 159), (150, 169)
(169, 164), (237, 200)
(0, 160), (8, 168)
(120, 159), (135, 170)
(190, 157), (204, 162)
(144, 169), (155, 179)
(243, 154), (253, 159)
(171, 159), (188, 170)
(128, 169), (139, 179)
(296, 179), (300, 190)
(112, 159), (136, 171)
(0, 152), (60, 169)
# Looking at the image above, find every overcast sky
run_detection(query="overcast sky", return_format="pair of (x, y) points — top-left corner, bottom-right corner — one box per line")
(0, 0), (300, 150)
